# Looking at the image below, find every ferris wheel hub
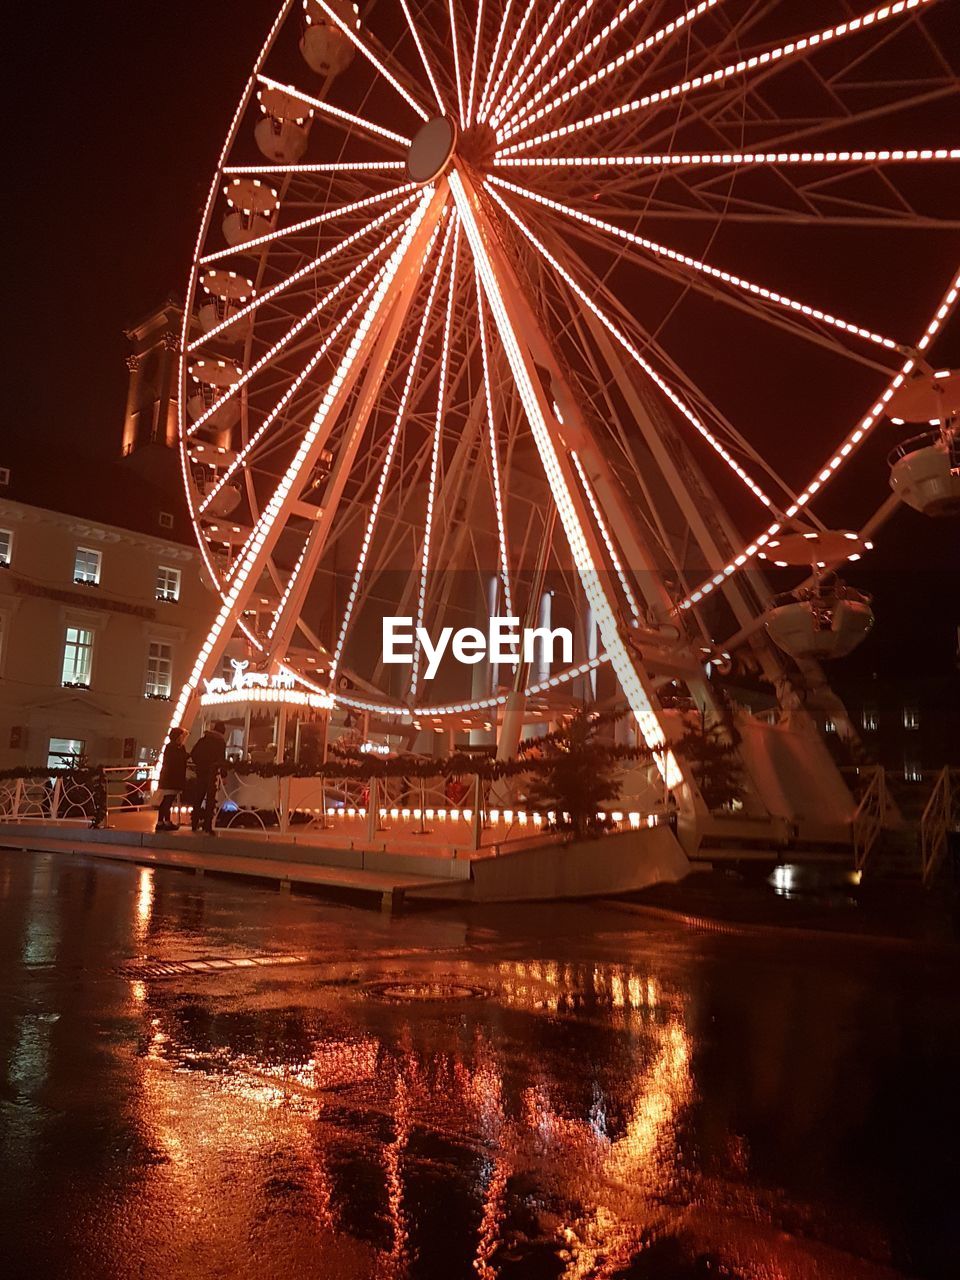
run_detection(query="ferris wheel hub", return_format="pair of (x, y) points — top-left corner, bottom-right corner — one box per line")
(406, 115), (457, 184)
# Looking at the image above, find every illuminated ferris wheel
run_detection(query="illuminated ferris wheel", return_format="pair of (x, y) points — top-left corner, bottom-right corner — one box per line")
(171, 0), (959, 804)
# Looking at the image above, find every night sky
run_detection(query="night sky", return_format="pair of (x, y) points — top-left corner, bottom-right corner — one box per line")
(6, 0), (959, 676)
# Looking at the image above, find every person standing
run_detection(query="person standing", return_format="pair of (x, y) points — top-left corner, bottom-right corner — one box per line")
(156, 727), (188, 831)
(189, 721), (227, 834)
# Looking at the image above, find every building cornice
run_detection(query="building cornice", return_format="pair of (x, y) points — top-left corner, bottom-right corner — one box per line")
(0, 498), (197, 561)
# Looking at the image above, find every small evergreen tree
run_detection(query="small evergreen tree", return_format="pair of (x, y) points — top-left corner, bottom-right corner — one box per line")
(519, 705), (647, 839)
(674, 720), (744, 810)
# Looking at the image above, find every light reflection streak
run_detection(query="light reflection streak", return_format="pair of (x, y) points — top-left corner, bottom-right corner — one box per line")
(135, 868), (155, 942)
(126, 956), (691, 1270)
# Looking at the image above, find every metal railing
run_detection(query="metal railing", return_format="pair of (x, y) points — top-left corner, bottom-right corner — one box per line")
(852, 764), (889, 872)
(0, 773), (103, 825)
(920, 766), (958, 886)
(103, 764), (156, 815)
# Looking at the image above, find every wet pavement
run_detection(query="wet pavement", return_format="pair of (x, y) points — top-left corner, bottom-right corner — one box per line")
(1, 850), (957, 1279)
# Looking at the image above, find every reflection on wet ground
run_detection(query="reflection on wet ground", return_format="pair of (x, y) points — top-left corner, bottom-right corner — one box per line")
(0, 850), (957, 1279)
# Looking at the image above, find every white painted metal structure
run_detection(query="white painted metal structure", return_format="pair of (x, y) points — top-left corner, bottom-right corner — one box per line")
(169, 0), (960, 844)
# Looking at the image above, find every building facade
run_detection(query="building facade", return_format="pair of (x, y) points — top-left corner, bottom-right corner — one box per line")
(0, 498), (212, 769)
(0, 301), (214, 771)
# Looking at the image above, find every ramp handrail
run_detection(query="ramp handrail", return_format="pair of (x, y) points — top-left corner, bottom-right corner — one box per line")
(920, 766), (957, 886)
(852, 765), (888, 872)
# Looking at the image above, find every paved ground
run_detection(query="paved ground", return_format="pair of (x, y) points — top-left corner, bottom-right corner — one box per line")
(1, 848), (957, 1279)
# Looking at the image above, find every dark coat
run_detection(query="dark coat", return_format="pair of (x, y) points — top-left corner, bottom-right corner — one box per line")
(190, 730), (227, 775)
(158, 741), (188, 791)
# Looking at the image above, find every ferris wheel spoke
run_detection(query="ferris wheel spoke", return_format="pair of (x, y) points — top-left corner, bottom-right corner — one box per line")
(491, 0), (599, 129)
(477, 0), (540, 123)
(475, 272), (514, 618)
(399, 0), (448, 115)
(570, 452), (644, 623)
(188, 231), (405, 438)
(211, 289), (381, 561)
(191, 218), (411, 457)
(491, 0), (596, 130)
(198, 240), (405, 518)
(199, 181), (420, 266)
(174, 192), (440, 723)
(256, 74), (412, 149)
(222, 160), (407, 175)
(451, 172), (682, 774)
(676, 266), (960, 615)
(411, 217), (462, 697)
(500, 0), (719, 139)
(581, 268), (825, 513)
(465, 0), (486, 127)
(447, 0), (468, 125)
(494, 145), (960, 171)
(476, 0), (515, 122)
(312, 1), (430, 122)
(489, 183), (784, 517)
(330, 217), (456, 683)
(489, 176), (903, 356)
(263, 187), (450, 665)
(495, 0), (938, 157)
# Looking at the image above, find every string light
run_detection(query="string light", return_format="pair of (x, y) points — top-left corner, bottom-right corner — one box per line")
(201, 180), (419, 265)
(475, 274), (514, 618)
(496, 0), (934, 156)
(219, 263), (395, 578)
(257, 74), (412, 147)
(447, 0), (467, 125)
(330, 217), (455, 682)
(399, 0), (447, 115)
(489, 176), (899, 350)
(189, 228), (400, 436)
(223, 159), (407, 174)
(189, 190), (418, 350)
(168, 191), (436, 736)
(676, 270), (960, 612)
(197, 224), (408, 513)
(492, 0), (593, 130)
(475, 0), (515, 122)
(477, 0), (539, 123)
(571, 451), (642, 620)
(501, 0), (719, 138)
(266, 541), (311, 640)
(200, 686), (334, 710)
(465, 0), (485, 126)
(312, 0), (429, 121)
(495, 147), (960, 169)
(488, 184), (781, 510)
(450, 169), (679, 786)
(411, 217), (462, 694)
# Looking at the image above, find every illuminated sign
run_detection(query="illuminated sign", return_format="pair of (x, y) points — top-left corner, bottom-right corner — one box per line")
(201, 659), (334, 709)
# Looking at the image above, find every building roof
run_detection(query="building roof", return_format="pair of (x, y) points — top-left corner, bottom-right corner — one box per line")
(0, 444), (196, 547)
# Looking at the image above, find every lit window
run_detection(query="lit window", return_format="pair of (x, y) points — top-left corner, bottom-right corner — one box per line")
(145, 642), (173, 698)
(47, 737), (85, 769)
(0, 528), (11, 567)
(156, 565), (181, 603)
(824, 719), (837, 734)
(861, 705), (878, 731)
(904, 759), (922, 783)
(903, 704), (920, 730)
(74, 546), (101, 585)
(62, 627), (94, 687)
